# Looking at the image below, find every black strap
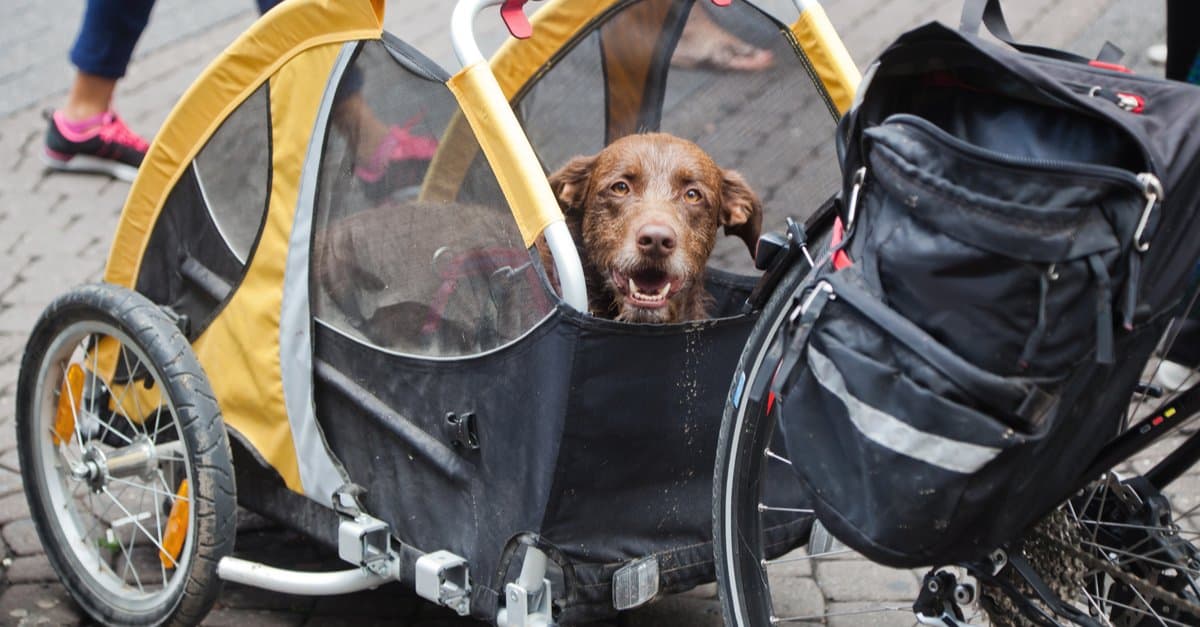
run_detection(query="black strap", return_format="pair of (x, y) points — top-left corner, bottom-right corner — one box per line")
(959, 0), (1122, 65)
(1087, 254), (1116, 365)
(1018, 271), (1051, 369)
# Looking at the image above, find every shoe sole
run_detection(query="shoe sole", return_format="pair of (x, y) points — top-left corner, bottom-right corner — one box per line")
(42, 151), (139, 183)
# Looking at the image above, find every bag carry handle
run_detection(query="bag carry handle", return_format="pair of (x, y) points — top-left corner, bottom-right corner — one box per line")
(958, 0), (1124, 65)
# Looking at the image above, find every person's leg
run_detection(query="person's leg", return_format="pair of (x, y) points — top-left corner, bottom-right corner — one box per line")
(671, 4), (773, 73)
(1166, 0), (1200, 83)
(64, 0), (156, 119)
(45, 0), (155, 180)
(255, 0), (282, 16)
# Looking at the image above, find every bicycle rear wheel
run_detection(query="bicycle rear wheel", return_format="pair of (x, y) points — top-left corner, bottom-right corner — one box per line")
(713, 269), (1200, 626)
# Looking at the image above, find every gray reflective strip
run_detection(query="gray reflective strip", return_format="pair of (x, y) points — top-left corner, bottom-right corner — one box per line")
(279, 42), (358, 508)
(807, 346), (1001, 474)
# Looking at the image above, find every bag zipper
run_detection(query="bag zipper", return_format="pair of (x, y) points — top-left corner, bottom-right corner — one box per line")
(1062, 81), (1145, 113)
(880, 113), (1149, 190)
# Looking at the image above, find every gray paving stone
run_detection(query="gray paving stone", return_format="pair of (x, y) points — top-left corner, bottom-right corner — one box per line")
(215, 582), (317, 613)
(201, 608), (305, 627)
(766, 576), (824, 623)
(815, 559), (919, 603)
(0, 305), (45, 335)
(0, 468), (22, 498)
(0, 421), (15, 455)
(0, 494), (31, 527)
(620, 593), (723, 627)
(4, 554), (58, 584)
(0, 333), (25, 365)
(2, 519), (42, 557)
(0, 448), (19, 473)
(0, 583), (82, 626)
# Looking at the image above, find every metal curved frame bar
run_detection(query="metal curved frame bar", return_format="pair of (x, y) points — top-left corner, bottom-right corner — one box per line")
(450, 0), (589, 314)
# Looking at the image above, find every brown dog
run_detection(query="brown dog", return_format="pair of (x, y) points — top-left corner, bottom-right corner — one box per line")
(546, 132), (762, 323)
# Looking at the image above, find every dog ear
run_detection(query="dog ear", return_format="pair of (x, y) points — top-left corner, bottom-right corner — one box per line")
(720, 169), (763, 258)
(547, 155), (596, 213)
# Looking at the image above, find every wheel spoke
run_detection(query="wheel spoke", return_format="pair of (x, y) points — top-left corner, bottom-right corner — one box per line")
(771, 605), (911, 623)
(1077, 537), (1198, 575)
(765, 449), (792, 465)
(100, 487), (179, 568)
(763, 548), (854, 566)
(120, 348), (151, 439)
(107, 477), (190, 504)
(758, 504), (813, 514)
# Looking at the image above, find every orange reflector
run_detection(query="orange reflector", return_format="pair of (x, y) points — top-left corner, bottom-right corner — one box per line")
(160, 479), (190, 568)
(53, 364), (85, 446)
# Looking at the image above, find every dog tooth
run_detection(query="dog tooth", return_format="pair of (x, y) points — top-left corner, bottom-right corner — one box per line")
(629, 277), (637, 294)
(656, 283), (670, 296)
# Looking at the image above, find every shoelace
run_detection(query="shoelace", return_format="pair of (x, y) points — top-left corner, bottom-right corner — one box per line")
(97, 113), (150, 152)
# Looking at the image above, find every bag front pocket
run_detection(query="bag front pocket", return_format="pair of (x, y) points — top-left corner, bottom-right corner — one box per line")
(777, 271), (1041, 565)
(856, 114), (1145, 376)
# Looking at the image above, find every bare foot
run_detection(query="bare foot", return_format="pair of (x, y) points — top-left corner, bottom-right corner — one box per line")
(671, 8), (774, 72)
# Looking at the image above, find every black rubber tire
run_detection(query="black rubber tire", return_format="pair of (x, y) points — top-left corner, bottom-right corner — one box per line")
(16, 284), (236, 626)
(713, 259), (816, 627)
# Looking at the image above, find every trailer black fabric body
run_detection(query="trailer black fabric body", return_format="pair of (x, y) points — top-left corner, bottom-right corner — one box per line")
(110, 0), (850, 621)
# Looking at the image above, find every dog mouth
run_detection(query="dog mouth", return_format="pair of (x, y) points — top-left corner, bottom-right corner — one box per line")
(612, 268), (682, 309)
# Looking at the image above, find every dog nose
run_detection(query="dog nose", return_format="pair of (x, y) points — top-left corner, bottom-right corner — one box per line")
(636, 223), (677, 256)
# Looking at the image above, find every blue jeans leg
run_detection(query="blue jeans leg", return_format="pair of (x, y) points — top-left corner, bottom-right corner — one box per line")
(68, 0), (156, 79)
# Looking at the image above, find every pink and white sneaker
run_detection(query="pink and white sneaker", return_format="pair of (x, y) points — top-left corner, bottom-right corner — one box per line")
(354, 118), (439, 201)
(42, 109), (150, 182)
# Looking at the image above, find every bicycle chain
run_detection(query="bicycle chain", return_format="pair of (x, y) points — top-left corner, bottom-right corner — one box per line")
(1032, 527), (1200, 622)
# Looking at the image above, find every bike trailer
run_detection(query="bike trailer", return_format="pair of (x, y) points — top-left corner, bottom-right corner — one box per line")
(30, 0), (857, 623)
(770, 1), (1200, 568)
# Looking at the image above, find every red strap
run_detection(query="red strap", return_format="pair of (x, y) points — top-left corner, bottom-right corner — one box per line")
(1088, 60), (1133, 74)
(831, 217), (853, 270)
(501, 0), (533, 39)
(710, 0), (732, 5)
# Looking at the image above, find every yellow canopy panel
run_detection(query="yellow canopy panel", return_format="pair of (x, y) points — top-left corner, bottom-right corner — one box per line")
(103, 0), (384, 495)
(105, 0), (384, 289)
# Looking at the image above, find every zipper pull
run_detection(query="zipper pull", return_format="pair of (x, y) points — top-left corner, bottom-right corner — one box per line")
(1133, 172), (1163, 252)
(1086, 86), (1145, 113)
(1116, 92), (1145, 113)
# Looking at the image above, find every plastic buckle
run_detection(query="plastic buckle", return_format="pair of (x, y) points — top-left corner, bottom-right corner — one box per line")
(444, 412), (480, 450)
(501, 0), (533, 39)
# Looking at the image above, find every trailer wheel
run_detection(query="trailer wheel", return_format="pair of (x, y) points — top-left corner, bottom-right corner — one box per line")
(16, 284), (236, 626)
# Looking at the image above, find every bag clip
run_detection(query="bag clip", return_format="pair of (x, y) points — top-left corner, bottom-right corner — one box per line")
(844, 167), (867, 234)
(1133, 172), (1163, 252)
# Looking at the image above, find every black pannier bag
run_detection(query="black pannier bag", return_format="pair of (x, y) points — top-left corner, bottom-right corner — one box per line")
(771, 1), (1200, 567)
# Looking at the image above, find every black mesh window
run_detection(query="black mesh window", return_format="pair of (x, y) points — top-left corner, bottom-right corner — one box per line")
(194, 83), (272, 262)
(136, 83), (271, 339)
(311, 38), (553, 358)
(514, 0), (841, 274)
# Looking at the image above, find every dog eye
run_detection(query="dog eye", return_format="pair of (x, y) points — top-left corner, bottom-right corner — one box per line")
(684, 188), (703, 203)
(610, 181), (630, 195)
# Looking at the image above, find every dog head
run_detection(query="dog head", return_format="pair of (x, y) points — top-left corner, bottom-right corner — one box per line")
(548, 133), (762, 323)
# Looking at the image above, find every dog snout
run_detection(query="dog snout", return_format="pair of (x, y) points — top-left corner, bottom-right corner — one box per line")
(635, 222), (677, 258)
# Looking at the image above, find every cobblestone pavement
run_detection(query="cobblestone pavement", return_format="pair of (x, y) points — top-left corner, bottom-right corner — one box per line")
(0, 0), (1166, 625)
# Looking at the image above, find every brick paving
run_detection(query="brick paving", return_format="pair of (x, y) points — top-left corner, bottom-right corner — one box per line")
(0, 0), (1166, 625)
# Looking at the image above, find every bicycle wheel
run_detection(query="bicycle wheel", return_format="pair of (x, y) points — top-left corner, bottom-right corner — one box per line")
(16, 284), (236, 626)
(977, 344), (1200, 627)
(713, 254), (955, 626)
(714, 260), (1200, 626)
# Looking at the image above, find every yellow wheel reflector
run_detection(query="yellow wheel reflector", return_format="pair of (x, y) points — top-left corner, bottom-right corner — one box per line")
(160, 479), (190, 568)
(53, 364), (85, 446)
